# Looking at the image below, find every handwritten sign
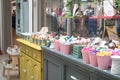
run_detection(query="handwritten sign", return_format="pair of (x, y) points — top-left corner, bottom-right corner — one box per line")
(105, 19), (115, 26)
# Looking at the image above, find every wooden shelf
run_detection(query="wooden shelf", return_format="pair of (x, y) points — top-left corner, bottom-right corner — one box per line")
(89, 15), (120, 19)
(62, 16), (74, 18)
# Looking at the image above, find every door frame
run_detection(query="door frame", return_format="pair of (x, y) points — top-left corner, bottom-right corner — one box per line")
(1, 0), (12, 53)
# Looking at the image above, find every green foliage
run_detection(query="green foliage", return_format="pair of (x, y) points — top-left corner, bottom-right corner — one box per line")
(65, 0), (73, 7)
(115, 0), (120, 11)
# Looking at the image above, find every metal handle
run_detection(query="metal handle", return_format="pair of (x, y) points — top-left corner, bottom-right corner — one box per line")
(26, 59), (29, 61)
(70, 76), (80, 80)
(26, 50), (28, 53)
(34, 53), (37, 57)
(31, 76), (34, 80)
(34, 64), (37, 67)
(22, 69), (27, 73)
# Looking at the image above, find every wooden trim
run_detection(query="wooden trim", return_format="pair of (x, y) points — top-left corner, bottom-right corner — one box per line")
(10, 0), (13, 44)
(1, 0), (12, 53)
(32, 0), (34, 32)
(2, 0), (5, 53)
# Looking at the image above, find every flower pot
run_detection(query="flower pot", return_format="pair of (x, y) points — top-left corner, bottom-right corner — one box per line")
(81, 49), (90, 64)
(60, 43), (71, 55)
(89, 53), (97, 67)
(89, 50), (98, 67)
(97, 56), (111, 70)
(54, 40), (60, 51)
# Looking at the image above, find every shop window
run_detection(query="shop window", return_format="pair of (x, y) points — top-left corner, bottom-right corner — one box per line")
(44, 0), (100, 37)
(45, 0), (64, 32)
(23, 0), (28, 2)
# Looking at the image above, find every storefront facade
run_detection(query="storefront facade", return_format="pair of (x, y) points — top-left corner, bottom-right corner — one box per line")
(1, 0), (120, 80)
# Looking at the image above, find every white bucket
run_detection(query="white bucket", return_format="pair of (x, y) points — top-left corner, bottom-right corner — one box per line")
(111, 56), (120, 75)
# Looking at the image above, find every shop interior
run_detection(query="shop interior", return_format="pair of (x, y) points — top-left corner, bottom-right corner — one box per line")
(0, 0), (120, 80)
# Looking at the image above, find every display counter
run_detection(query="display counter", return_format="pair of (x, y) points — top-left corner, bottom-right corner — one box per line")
(42, 46), (120, 80)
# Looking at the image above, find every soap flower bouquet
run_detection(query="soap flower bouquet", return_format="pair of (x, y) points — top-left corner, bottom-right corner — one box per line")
(63, 0), (73, 16)
(80, 38), (89, 46)
(111, 48), (120, 56)
(81, 47), (93, 63)
(96, 51), (111, 56)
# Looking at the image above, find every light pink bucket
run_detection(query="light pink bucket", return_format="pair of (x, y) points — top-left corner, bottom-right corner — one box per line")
(59, 43), (62, 52)
(54, 40), (60, 51)
(97, 56), (111, 70)
(81, 49), (90, 64)
(89, 53), (97, 67)
(60, 43), (71, 55)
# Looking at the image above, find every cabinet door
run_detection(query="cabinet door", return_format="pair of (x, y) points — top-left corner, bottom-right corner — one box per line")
(90, 74), (113, 80)
(20, 52), (27, 80)
(26, 56), (33, 80)
(44, 57), (64, 80)
(33, 60), (42, 80)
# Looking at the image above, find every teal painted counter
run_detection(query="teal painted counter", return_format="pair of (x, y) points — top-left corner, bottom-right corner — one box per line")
(42, 46), (120, 80)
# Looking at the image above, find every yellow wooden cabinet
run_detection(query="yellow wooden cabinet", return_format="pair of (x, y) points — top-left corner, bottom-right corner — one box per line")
(32, 59), (42, 80)
(20, 52), (27, 80)
(17, 39), (43, 80)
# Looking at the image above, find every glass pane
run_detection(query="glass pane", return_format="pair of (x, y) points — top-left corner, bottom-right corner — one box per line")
(45, 0), (64, 32)
(44, 0), (100, 37)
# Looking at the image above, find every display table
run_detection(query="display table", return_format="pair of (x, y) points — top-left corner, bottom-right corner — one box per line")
(42, 46), (120, 80)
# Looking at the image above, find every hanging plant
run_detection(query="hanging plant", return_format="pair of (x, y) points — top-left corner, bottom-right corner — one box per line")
(108, 0), (120, 13)
(64, 0), (73, 16)
(115, 0), (120, 12)
(65, 0), (73, 7)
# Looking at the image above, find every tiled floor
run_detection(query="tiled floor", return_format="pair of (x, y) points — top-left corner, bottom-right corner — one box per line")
(0, 54), (19, 80)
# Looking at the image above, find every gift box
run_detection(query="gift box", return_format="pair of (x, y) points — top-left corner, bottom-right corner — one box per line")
(72, 45), (85, 59)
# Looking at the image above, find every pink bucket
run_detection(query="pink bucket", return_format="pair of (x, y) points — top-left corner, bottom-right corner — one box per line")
(89, 53), (97, 67)
(54, 40), (60, 51)
(81, 49), (90, 64)
(97, 56), (111, 70)
(60, 43), (71, 55)
(59, 43), (62, 52)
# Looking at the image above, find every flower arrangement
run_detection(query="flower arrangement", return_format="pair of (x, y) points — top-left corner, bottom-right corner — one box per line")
(96, 51), (111, 56)
(63, 0), (73, 16)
